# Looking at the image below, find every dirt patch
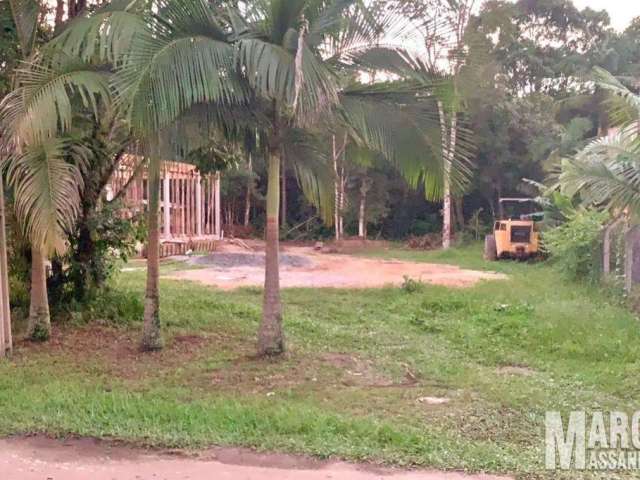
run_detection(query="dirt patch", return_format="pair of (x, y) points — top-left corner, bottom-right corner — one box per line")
(166, 242), (506, 290)
(320, 352), (400, 387)
(17, 325), (211, 380)
(496, 365), (536, 377)
(0, 435), (513, 480)
(205, 350), (417, 394)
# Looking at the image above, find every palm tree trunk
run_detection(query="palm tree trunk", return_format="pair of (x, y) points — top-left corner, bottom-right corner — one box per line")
(438, 101), (452, 250)
(28, 247), (50, 342)
(258, 149), (284, 356)
(141, 158), (163, 351)
(358, 189), (366, 239)
(332, 135), (341, 242)
(454, 196), (465, 231)
(0, 180), (11, 355)
(54, 0), (64, 30)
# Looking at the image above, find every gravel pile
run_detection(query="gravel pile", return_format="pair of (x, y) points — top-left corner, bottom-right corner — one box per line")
(189, 252), (313, 269)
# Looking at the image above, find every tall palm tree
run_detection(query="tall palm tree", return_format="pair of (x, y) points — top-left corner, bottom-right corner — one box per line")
(231, 1), (476, 355)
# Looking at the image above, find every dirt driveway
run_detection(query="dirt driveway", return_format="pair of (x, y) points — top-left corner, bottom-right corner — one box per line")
(165, 242), (506, 290)
(0, 436), (511, 480)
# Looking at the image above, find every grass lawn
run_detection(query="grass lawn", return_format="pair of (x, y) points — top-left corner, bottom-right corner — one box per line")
(1, 243), (639, 479)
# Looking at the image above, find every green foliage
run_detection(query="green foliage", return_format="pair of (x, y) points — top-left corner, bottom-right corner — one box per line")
(542, 209), (608, 282)
(0, 2), (19, 95)
(476, 0), (612, 96)
(460, 208), (491, 243)
(48, 201), (145, 312)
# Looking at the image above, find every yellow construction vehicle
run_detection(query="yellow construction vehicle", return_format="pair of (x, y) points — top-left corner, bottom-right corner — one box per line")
(484, 198), (541, 261)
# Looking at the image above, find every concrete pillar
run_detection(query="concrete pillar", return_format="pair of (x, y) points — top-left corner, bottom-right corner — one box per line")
(163, 173), (171, 239)
(215, 171), (221, 238)
(196, 177), (203, 237)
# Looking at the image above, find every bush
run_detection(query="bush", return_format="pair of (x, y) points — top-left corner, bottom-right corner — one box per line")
(48, 201), (145, 311)
(542, 209), (608, 282)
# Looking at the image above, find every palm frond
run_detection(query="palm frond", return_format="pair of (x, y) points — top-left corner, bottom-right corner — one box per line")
(51, 0), (149, 63)
(8, 0), (39, 56)
(340, 89), (473, 200)
(559, 125), (640, 213)
(284, 128), (335, 223)
(117, 35), (244, 134)
(0, 52), (110, 145)
(236, 38), (338, 122)
(592, 67), (640, 127)
(5, 137), (89, 254)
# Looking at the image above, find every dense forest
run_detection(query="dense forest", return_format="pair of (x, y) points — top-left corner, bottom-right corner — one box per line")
(213, 0), (640, 242)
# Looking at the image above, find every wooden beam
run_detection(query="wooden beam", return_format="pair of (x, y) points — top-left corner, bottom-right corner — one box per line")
(196, 176), (203, 237)
(188, 174), (193, 237)
(209, 175), (216, 235)
(215, 172), (222, 238)
(163, 172), (171, 239)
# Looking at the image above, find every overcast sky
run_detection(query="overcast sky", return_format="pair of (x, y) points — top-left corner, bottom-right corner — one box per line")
(559, 0), (639, 31)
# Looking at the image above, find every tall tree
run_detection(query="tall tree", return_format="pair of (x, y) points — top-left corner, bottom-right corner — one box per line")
(476, 0), (612, 97)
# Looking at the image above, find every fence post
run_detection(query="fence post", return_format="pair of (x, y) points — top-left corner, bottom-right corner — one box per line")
(603, 217), (624, 277)
(624, 226), (640, 292)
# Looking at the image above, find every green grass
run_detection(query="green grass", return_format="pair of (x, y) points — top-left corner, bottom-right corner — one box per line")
(1, 244), (639, 479)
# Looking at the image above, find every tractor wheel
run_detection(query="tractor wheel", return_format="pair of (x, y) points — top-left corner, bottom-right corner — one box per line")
(484, 234), (497, 261)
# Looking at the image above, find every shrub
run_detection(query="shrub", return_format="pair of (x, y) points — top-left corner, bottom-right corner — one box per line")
(542, 209), (608, 282)
(48, 201), (145, 311)
(401, 276), (425, 293)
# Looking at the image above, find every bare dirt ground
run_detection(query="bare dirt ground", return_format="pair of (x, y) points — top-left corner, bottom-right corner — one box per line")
(165, 241), (506, 290)
(0, 436), (511, 480)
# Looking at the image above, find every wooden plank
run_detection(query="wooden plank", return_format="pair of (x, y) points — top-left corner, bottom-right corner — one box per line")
(188, 174), (193, 237)
(196, 177), (203, 237)
(215, 172), (221, 238)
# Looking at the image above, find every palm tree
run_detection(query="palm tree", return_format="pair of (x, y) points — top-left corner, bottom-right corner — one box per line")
(2, 0), (112, 344)
(559, 68), (640, 213)
(0, 50), (109, 340)
(232, 0), (479, 355)
(55, 0), (248, 350)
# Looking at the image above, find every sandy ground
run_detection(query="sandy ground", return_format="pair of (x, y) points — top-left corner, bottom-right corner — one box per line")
(0, 436), (511, 480)
(165, 242), (506, 290)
